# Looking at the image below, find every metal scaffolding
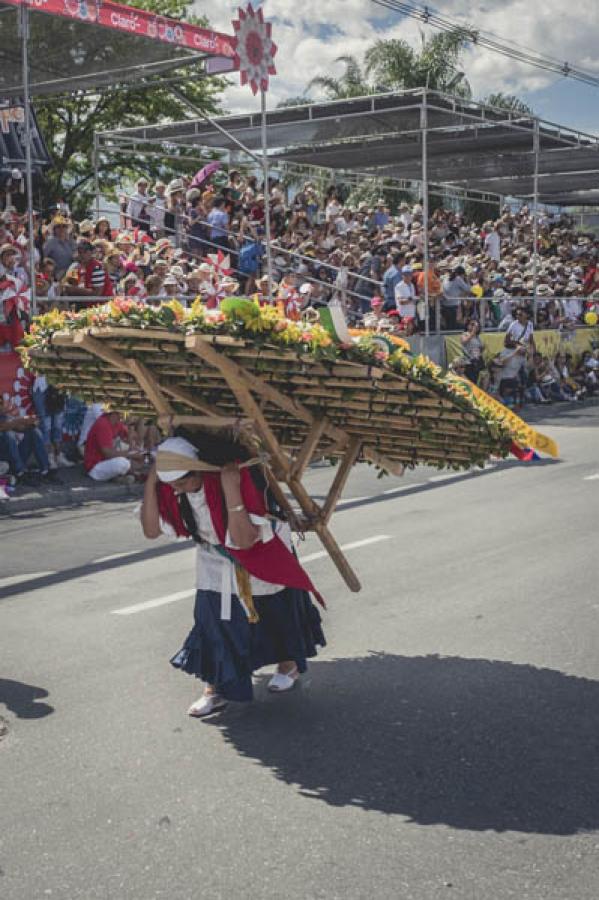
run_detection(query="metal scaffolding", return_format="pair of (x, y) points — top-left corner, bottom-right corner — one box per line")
(98, 88), (599, 320)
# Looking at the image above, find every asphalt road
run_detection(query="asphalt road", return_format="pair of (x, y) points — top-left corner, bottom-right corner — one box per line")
(1, 404), (598, 900)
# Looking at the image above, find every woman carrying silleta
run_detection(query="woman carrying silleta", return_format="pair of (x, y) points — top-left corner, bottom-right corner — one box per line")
(141, 432), (326, 718)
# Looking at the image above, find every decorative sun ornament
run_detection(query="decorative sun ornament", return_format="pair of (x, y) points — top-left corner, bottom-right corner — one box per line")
(232, 3), (277, 95)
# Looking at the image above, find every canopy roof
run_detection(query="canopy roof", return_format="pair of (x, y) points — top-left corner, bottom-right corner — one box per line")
(0, 0), (236, 97)
(100, 89), (599, 206)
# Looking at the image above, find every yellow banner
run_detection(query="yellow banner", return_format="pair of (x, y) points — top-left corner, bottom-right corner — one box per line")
(442, 371), (559, 458)
(466, 380), (559, 458)
(445, 327), (597, 366)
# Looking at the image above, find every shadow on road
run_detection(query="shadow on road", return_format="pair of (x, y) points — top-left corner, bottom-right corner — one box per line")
(0, 678), (54, 719)
(213, 653), (599, 835)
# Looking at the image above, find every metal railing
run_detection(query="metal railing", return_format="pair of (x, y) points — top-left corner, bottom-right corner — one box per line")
(33, 195), (598, 334)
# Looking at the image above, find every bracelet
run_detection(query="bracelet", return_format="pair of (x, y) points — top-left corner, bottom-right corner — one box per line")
(227, 503), (245, 513)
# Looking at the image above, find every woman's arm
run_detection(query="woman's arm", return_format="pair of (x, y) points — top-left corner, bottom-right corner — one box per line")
(220, 463), (260, 549)
(140, 465), (162, 539)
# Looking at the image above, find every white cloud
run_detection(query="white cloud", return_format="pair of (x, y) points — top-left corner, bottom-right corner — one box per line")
(193, 0), (599, 128)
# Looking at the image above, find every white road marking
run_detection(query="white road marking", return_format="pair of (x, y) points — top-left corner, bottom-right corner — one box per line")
(299, 534), (391, 564)
(0, 571), (55, 589)
(583, 474), (599, 481)
(95, 550), (141, 563)
(336, 496), (368, 505)
(428, 472), (463, 483)
(112, 589), (195, 616)
(383, 483), (424, 495)
(111, 534), (391, 616)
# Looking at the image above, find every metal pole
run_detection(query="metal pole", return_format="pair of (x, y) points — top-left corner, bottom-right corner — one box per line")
(169, 86), (262, 166)
(532, 118), (540, 326)
(93, 132), (100, 218)
(19, 3), (37, 316)
(421, 91), (431, 341)
(261, 89), (274, 303)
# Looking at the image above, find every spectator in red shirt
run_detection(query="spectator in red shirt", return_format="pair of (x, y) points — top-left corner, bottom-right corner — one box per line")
(84, 411), (138, 481)
(64, 240), (113, 300)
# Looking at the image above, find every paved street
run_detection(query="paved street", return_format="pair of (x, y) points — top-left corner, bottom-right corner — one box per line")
(1, 405), (598, 900)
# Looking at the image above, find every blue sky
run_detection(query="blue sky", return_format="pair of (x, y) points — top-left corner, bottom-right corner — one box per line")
(193, 0), (599, 135)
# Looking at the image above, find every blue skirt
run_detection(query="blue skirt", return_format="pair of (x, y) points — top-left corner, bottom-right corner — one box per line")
(170, 588), (326, 701)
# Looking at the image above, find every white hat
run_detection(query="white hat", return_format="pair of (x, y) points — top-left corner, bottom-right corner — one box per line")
(167, 178), (185, 195)
(156, 436), (198, 483)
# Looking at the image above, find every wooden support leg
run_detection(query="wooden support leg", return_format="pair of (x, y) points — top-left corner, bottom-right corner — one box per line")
(187, 336), (362, 593)
(291, 416), (328, 479)
(126, 359), (174, 418)
(321, 435), (363, 524)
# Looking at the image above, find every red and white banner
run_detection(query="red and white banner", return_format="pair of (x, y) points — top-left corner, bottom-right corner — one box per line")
(4, 0), (238, 60)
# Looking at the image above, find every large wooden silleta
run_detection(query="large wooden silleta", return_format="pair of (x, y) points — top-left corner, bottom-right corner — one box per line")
(23, 299), (557, 592)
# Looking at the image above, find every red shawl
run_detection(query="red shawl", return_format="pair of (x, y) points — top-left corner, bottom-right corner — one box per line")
(157, 470), (325, 607)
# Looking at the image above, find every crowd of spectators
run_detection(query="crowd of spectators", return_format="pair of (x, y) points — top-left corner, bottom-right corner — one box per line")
(1, 170), (599, 487)
(449, 307), (598, 409)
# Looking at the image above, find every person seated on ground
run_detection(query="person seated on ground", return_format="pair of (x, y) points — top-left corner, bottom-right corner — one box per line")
(448, 356), (469, 378)
(525, 354), (552, 404)
(126, 417), (160, 457)
(575, 351), (599, 395)
(554, 352), (584, 400)
(529, 352), (571, 402)
(83, 408), (145, 482)
(0, 396), (52, 484)
(31, 376), (74, 470)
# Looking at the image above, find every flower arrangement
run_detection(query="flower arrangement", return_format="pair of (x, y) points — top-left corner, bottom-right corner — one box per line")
(21, 297), (555, 461)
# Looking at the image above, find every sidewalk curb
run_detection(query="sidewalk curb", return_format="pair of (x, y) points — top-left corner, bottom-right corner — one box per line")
(0, 481), (144, 516)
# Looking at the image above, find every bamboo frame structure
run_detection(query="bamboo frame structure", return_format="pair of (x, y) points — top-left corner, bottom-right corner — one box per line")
(29, 326), (516, 591)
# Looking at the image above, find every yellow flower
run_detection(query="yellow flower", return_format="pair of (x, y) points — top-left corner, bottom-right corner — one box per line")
(163, 299), (186, 323)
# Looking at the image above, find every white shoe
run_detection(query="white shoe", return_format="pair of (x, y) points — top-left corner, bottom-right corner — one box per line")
(187, 693), (228, 718)
(56, 451), (75, 468)
(48, 451), (58, 470)
(268, 667), (299, 693)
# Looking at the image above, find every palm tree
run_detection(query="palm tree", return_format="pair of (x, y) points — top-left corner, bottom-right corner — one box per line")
(482, 93), (534, 115)
(307, 55), (372, 100)
(276, 96), (312, 109)
(364, 28), (475, 97)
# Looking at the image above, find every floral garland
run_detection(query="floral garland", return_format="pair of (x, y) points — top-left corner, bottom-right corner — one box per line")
(21, 297), (531, 450)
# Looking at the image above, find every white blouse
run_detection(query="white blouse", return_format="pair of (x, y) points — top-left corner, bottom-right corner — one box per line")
(160, 487), (294, 619)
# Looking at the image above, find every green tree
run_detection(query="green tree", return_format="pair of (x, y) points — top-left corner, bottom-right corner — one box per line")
(363, 28), (475, 96)
(482, 93), (534, 115)
(276, 96), (311, 109)
(35, 0), (227, 218)
(307, 55), (373, 100)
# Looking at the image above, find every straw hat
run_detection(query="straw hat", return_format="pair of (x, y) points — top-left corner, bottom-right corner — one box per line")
(166, 178), (185, 195)
(0, 242), (17, 258)
(78, 219), (94, 235)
